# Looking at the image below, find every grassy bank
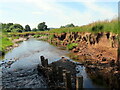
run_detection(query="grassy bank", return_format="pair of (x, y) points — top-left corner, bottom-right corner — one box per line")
(48, 19), (118, 34)
(0, 32), (13, 53)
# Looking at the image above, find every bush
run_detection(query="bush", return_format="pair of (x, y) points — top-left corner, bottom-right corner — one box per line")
(92, 25), (104, 31)
(67, 43), (78, 50)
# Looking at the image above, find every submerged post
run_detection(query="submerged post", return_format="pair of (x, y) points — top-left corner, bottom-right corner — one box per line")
(76, 75), (83, 90)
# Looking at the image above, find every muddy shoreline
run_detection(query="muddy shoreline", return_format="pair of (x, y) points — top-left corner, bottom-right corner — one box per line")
(37, 32), (120, 89)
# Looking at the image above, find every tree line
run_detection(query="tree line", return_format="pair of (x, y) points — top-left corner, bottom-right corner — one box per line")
(0, 22), (49, 32)
(0, 22), (76, 33)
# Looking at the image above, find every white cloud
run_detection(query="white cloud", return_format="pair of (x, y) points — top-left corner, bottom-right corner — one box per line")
(0, 0), (118, 28)
(27, 0), (117, 27)
(82, 2), (117, 19)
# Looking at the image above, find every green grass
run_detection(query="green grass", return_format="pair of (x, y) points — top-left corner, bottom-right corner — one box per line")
(0, 33), (13, 52)
(48, 18), (119, 34)
(66, 43), (78, 50)
(8, 18), (119, 36)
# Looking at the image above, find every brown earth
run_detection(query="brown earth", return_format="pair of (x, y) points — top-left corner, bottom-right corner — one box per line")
(49, 32), (118, 65)
(46, 32), (120, 89)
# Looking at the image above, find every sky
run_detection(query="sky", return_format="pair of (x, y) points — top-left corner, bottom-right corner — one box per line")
(0, 0), (119, 29)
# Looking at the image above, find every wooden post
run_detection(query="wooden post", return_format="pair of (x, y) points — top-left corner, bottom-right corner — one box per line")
(40, 56), (45, 66)
(44, 59), (48, 67)
(58, 66), (63, 82)
(65, 71), (72, 90)
(76, 75), (83, 90)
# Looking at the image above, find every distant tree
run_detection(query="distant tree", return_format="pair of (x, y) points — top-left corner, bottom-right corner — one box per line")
(60, 26), (65, 28)
(25, 25), (31, 32)
(32, 28), (37, 31)
(38, 22), (47, 31)
(9, 24), (24, 32)
(6, 23), (13, 29)
(0, 23), (13, 32)
(65, 23), (75, 27)
(60, 23), (75, 28)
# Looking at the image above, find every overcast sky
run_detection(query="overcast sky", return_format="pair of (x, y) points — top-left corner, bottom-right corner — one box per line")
(0, 0), (119, 28)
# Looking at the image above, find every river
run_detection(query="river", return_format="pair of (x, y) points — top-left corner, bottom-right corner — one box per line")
(0, 38), (106, 88)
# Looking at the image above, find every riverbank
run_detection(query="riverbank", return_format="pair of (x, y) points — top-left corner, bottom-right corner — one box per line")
(37, 32), (120, 89)
(0, 33), (29, 56)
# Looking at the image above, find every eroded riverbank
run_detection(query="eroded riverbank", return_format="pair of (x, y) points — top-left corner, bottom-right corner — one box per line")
(0, 38), (108, 89)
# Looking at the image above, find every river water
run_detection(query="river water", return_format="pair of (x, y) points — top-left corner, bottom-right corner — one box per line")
(0, 38), (106, 88)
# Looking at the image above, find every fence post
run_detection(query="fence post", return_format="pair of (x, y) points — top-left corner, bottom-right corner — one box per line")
(76, 75), (83, 90)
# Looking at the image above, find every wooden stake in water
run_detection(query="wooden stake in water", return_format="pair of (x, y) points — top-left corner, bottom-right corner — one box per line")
(44, 59), (48, 67)
(76, 75), (83, 90)
(40, 56), (45, 66)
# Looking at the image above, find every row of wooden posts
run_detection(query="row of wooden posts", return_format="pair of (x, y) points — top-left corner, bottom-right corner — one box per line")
(39, 56), (83, 90)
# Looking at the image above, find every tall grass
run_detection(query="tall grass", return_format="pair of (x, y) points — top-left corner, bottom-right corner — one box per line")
(48, 18), (118, 34)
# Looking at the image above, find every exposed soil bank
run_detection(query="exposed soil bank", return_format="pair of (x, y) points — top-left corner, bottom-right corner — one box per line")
(38, 32), (120, 89)
(49, 32), (118, 62)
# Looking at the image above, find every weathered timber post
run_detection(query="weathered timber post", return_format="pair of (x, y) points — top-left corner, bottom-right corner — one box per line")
(76, 75), (83, 90)
(40, 56), (45, 66)
(40, 56), (48, 67)
(64, 71), (72, 90)
(44, 59), (48, 67)
(58, 66), (63, 82)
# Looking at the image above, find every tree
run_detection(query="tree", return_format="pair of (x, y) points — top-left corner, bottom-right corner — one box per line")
(5, 23), (13, 29)
(32, 28), (37, 31)
(25, 25), (31, 32)
(0, 23), (13, 32)
(65, 23), (75, 27)
(37, 22), (47, 31)
(60, 26), (65, 28)
(9, 24), (24, 32)
(60, 23), (75, 28)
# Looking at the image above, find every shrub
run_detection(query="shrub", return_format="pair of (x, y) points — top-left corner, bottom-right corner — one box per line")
(67, 43), (78, 50)
(92, 25), (104, 31)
